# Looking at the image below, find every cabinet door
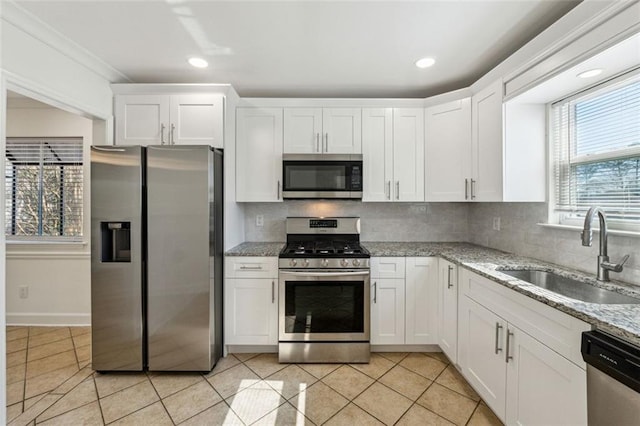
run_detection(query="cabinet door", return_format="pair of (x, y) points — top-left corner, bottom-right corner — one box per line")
(115, 95), (169, 145)
(236, 108), (283, 202)
(362, 108), (393, 201)
(169, 94), (224, 147)
(505, 325), (587, 426)
(471, 79), (503, 201)
(370, 278), (405, 345)
(283, 108), (322, 153)
(425, 99), (471, 201)
(405, 257), (438, 344)
(393, 108), (425, 201)
(438, 259), (458, 363)
(459, 296), (507, 422)
(322, 108), (362, 154)
(224, 278), (278, 345)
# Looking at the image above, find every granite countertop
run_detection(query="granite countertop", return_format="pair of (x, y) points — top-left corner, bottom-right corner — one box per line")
(365, 241), (640, 346)
(226, 241), (640, 346)
(225, 242), (284, 257)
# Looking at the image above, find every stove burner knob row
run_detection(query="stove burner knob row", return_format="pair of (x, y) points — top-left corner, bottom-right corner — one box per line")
(353, 259), (361, 267)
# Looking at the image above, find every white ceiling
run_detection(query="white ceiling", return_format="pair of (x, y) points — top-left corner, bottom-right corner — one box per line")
(15, 0), (582, 98)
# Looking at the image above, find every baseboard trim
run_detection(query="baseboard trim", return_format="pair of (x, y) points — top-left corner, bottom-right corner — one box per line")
(371, 344), (441, 352)
(7, 313), (90, 326)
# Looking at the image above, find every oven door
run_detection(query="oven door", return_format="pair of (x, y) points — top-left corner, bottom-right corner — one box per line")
(279, 269), (370, 342)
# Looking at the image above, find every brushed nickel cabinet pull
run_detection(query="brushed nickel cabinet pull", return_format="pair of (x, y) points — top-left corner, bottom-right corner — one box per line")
(316, 133), (320, 152)
(272, 281), (275, 303)
(465, 178), (469, 200)
(495, 322), (503, 354)
(447, 265), (454, 288)
(471, 179), (476, 200)
(396, 181), (400, 200)
(170, 123), (176, 145)
(506, 329), (514, 362)
(160, 123), (166, 145)
(373, 281), (377, 303)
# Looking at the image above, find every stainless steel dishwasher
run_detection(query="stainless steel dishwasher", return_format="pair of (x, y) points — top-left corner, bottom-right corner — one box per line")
(581, 330), (640, 425)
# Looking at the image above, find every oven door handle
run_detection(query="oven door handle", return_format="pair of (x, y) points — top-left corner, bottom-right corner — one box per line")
(279, 271), (370, 277)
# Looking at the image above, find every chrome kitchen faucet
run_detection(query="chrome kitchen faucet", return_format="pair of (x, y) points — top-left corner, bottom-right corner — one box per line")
(581, 206), (630, 282)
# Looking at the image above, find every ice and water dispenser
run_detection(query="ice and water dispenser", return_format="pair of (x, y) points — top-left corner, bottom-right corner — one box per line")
(100, 222), (131, 262)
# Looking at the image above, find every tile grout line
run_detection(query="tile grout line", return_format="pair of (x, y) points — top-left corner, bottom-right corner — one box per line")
(144, 370), (177, 426)
(91, 374), (107, 426)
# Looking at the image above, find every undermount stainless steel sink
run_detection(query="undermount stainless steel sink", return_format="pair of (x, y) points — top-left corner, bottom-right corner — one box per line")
(498, 269), (640, 304)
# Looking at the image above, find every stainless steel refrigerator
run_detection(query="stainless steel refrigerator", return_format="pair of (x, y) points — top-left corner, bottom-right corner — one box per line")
(90, 145), (223, 372)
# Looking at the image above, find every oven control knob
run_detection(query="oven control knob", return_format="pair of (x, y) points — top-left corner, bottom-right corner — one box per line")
(304, 259), (310, 267)
(340, 259), (348, 267)
(290, 259), (297, 267)
(353, 259), (361, 267)
(321, 259), (329, 267)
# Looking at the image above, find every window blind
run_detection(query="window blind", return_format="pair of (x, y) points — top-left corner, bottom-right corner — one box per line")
(5, 137), (83, 238)
(553, 76), (640, 224)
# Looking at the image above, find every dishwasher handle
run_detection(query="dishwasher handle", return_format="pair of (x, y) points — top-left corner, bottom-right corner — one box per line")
(582, 330), (640, 393)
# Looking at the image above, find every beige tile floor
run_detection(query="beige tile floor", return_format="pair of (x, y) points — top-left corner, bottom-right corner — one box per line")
(6, 326), (503, 425)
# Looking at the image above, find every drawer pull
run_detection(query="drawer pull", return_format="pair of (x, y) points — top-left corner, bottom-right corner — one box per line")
(447, 265), (454, 288)
(240, 265), (263, 270)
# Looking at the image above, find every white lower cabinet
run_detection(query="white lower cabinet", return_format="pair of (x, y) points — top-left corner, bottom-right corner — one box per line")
(458, 268), (588, 425)
(370, 257), (438, 346)
(224, 257), (278, 346)
(438, 259), (458, 363)
(405, 257), (438, 344)
(371, 278), (405, 345)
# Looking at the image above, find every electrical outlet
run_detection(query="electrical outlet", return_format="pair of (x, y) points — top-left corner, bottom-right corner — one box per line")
(256, 215), (264, 227)
(493, 217), (501, 231)
(19, 286), (28, 299)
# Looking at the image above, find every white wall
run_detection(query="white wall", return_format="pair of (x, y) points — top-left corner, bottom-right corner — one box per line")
(5, 105), (93, 325)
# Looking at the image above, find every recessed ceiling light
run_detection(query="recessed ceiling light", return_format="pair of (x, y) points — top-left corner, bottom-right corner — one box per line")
(577, 68), (603, 79)
(188, 57), (208, 68)
(415, 57), (436, 69)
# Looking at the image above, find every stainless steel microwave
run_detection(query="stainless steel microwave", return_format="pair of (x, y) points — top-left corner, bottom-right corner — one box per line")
(282, 154), (363, 199)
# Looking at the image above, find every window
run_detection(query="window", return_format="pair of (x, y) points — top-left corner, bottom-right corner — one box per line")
(5, 137), (83, 240)
(552, 73), (640, 231)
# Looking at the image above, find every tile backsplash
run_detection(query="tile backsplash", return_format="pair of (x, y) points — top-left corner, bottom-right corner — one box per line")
(242, 200), (639, 286)
(469, 203), (640, 286)
(243, 201), (470, 242)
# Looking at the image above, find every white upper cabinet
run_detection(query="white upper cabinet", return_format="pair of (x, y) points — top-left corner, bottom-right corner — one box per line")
(471, 79), (504, 201)
(322, 108), (362, 153)
(362, 108), (393, 201)
(169, 94), (224, 146)
(115, 95), (169, 146)
(236, 107), (283, 202)
(115, 94), (224, 147)
(393, 108), (425, 201)
(363, 108), (424, 202)
(283, 108), (322, 153)
(283, 108), (361, 154)
(425, 98), (472, 201)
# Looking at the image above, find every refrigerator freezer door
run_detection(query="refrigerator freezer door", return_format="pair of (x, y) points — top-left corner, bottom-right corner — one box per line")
(146, 145), (219, 371)
(91, 146), (144, 371)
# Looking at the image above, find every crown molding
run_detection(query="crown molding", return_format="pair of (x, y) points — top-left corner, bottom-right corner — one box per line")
(1, 0), (131, 84)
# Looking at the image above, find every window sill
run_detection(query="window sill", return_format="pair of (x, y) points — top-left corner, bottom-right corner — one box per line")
(537, 223), (640, 238)
(5, 240), (89, 259)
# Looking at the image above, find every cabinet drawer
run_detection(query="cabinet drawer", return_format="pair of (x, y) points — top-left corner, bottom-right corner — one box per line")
(225, 257), (278, 278)
(460, 268), (591, 368)
(371, 257), (406, 278)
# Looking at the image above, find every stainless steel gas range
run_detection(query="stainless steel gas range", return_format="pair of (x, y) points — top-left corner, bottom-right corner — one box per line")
(278, 217), (371, 363)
